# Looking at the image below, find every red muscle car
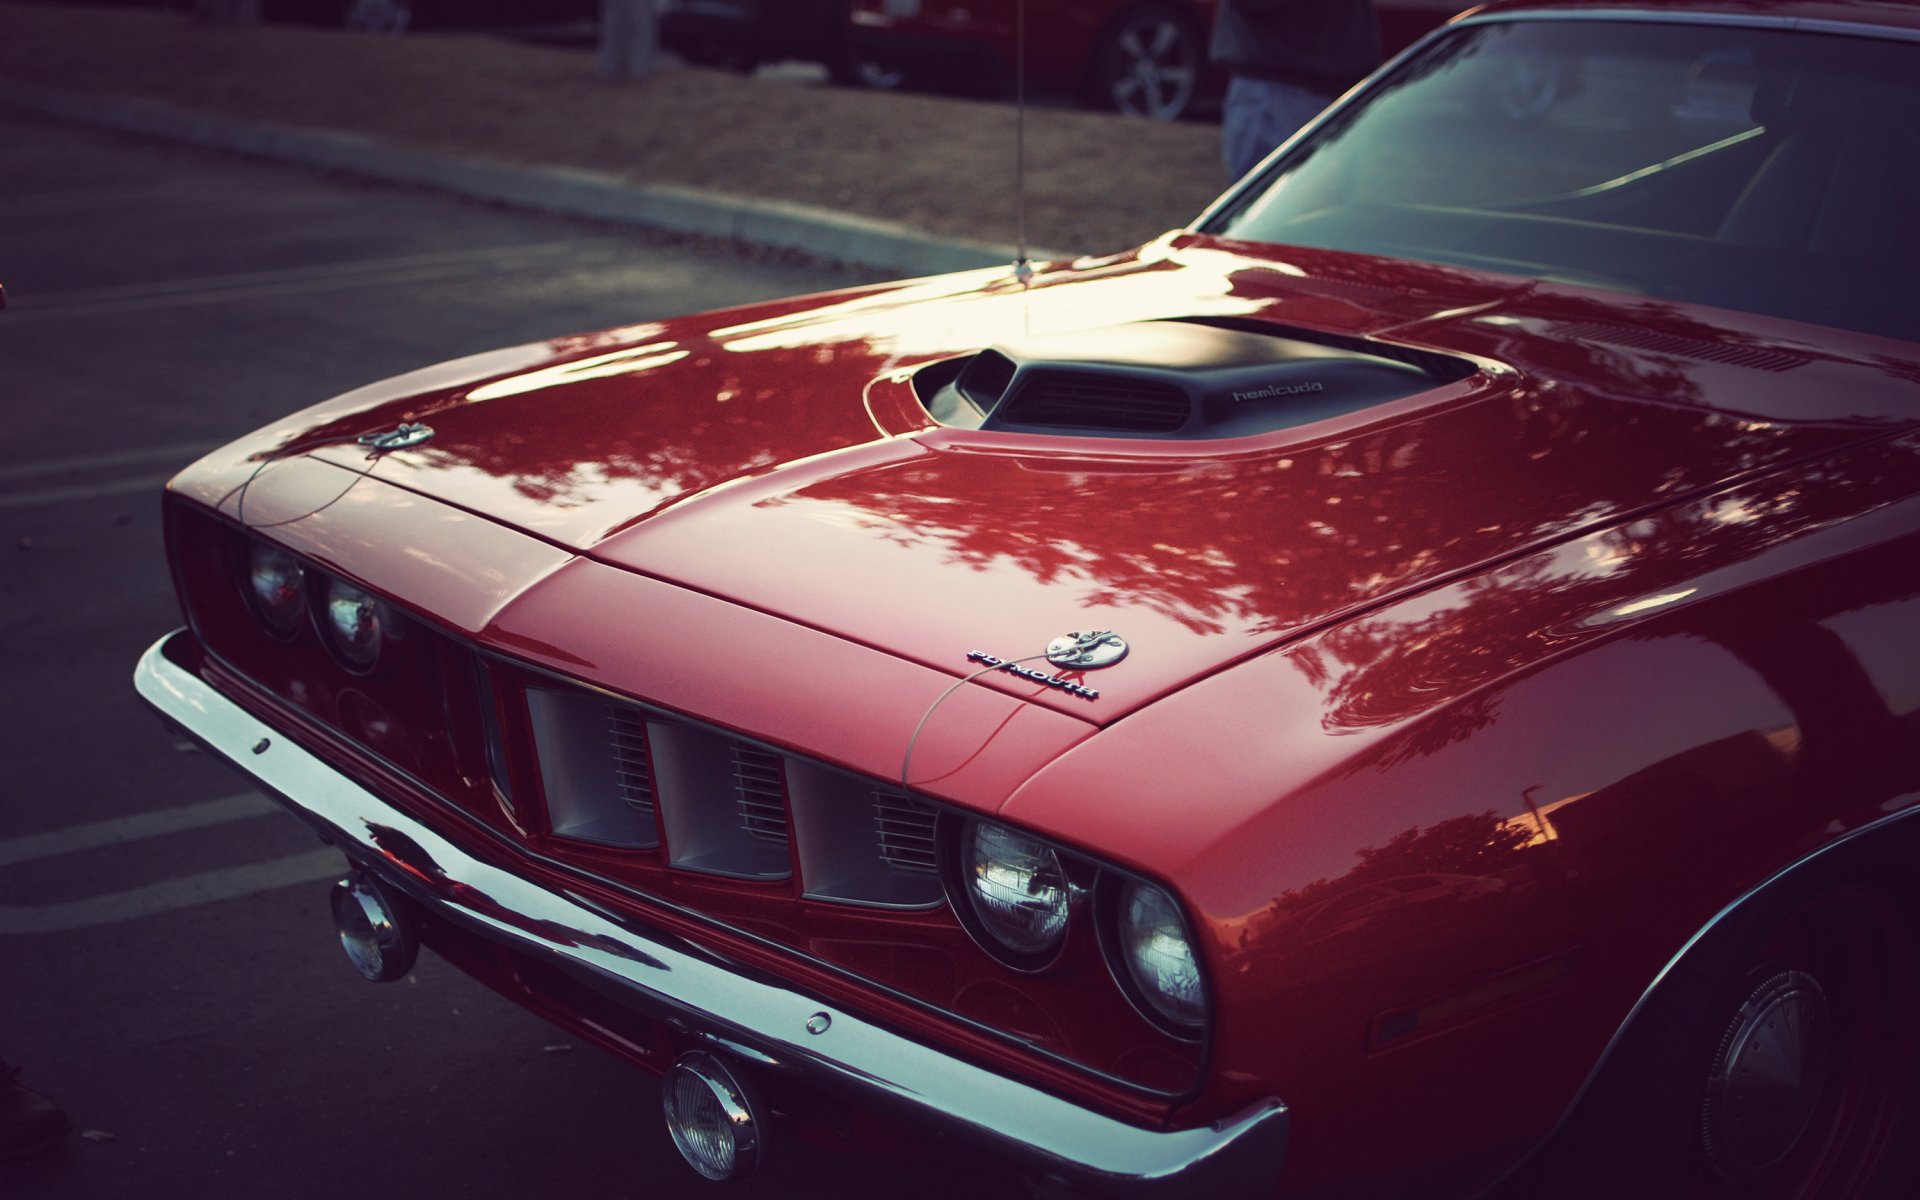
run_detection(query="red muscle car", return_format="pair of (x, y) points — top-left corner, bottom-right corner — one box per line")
(137, 1), (1920, 1196)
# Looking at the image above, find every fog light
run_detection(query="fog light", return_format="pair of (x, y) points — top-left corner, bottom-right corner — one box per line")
(330, 872), (417, 983)
(662, 1052), (760, 1182)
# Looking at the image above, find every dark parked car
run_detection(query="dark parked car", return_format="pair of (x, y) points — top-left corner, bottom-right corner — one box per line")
(845, 0), (1470, 119)
(659, 0), (886, 83)
(263, 0), (596, 33)
(842, 0), (1219, 115)
(139, 1), (1920, 1196)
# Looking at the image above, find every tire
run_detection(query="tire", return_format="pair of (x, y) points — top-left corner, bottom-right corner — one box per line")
(1084, 2), (1204, 121)
(1550, 866), (1920, 1200)
(342, 0), (412, 34)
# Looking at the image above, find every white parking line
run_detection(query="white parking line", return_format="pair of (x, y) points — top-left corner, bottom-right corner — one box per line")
(0, 472), (177, 511)
(0, 793), (345, 934)
(0, 441), (219, 484)
(0, 848), (344, 935)
(0, 238), (615, 326)
(0, 792), (276, 868)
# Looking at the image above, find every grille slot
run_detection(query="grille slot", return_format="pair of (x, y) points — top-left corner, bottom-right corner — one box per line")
(526, 688), (660, 849)
(648, 721), (793, 880)
(873, 793), (938, 875)
(995, 370), (1191, 432)
(732, 745), (791, 846)
(608, 706), (657, 820)
(785, 761), (944, 908)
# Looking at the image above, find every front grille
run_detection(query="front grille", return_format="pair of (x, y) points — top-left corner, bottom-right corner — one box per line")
(524, 684), (942, 906)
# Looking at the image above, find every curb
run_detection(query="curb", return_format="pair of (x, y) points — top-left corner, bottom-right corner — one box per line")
(0, 83), (1068, 277)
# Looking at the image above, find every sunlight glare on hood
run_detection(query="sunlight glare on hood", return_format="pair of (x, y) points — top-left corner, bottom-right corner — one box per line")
(464, 344), (689, 402)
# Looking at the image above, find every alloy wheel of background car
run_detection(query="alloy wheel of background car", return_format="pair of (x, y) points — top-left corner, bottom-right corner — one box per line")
(342, 0), (411, 34)
(1087, 2), (1203, 120)
(1553, 876), (1920, 1200)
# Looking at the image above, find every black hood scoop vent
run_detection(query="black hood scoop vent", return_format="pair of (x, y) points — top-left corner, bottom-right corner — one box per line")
(999, 369), (1192, 433)
(917, 320), (1474, 440)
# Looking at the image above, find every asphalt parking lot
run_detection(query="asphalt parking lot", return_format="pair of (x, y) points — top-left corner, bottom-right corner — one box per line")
(0, 110), (1004, 1199)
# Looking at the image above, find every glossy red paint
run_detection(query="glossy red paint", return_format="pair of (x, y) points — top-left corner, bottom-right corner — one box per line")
(189, 234), (1914, 731)
(1010, 431), (1920, 1190)
(146, 5), (1920, 1196)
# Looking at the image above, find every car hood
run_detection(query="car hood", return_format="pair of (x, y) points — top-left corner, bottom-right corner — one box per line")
(271, 234), (1915, 724)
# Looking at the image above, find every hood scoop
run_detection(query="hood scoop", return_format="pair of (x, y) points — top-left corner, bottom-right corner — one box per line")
(917, 320), (1473, 439)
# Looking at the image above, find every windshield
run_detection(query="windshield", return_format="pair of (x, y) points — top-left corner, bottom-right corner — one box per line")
(1206, 18), (1920, 342)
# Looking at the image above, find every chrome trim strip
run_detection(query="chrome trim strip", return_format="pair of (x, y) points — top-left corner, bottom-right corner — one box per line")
(1793, 15), (1920, 44)
(135, 631), (1288, 1196)
(1454, 8), (1920, 44)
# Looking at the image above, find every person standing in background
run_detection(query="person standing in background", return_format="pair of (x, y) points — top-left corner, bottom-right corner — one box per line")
(1213, 0), (1382, 179)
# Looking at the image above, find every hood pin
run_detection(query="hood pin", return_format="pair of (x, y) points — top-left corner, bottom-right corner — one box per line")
(1045, 630), (1129, 670)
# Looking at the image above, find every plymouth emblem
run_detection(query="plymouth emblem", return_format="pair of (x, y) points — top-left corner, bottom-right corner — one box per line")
(964, 632), (1128, 702)
(966, 651), (1103, 701)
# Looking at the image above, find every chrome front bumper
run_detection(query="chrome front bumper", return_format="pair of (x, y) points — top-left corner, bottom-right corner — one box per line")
(135, 631), (1289, 1197)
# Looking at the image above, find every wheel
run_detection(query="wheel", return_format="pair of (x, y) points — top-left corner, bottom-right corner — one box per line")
(342, 0), (412, 34)
(1553, 874), (1920, 1200)
(1085, 2), (1204, 121)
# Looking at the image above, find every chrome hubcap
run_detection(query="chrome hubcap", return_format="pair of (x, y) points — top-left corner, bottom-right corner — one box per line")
(1701, 970), (1831, 1179)
(1111, 19), (1194, 119)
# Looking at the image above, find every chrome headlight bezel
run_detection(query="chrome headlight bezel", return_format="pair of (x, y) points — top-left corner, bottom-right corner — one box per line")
(1097, 874), (1209, 1040)
(243, 539), (308, 639)
(317, 574), (389, 673)
(941, 816), (1076, 972)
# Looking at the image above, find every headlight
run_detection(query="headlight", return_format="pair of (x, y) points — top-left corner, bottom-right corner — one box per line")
(1114, 879), (1206, 1034)
(321, 577), (386, 671)
(960, 820), (1070, 966)
(245, 541), (306, 638)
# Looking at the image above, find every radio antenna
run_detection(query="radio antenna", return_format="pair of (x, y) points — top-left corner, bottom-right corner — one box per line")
(1013, 0), (1032, 288)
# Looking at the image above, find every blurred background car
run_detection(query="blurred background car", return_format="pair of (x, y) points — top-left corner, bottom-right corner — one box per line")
(260, 0), (598, 33)
(842, 0), (1473, 119)
(846, 0), (1217, 116)
(660, 0), (898, 85)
